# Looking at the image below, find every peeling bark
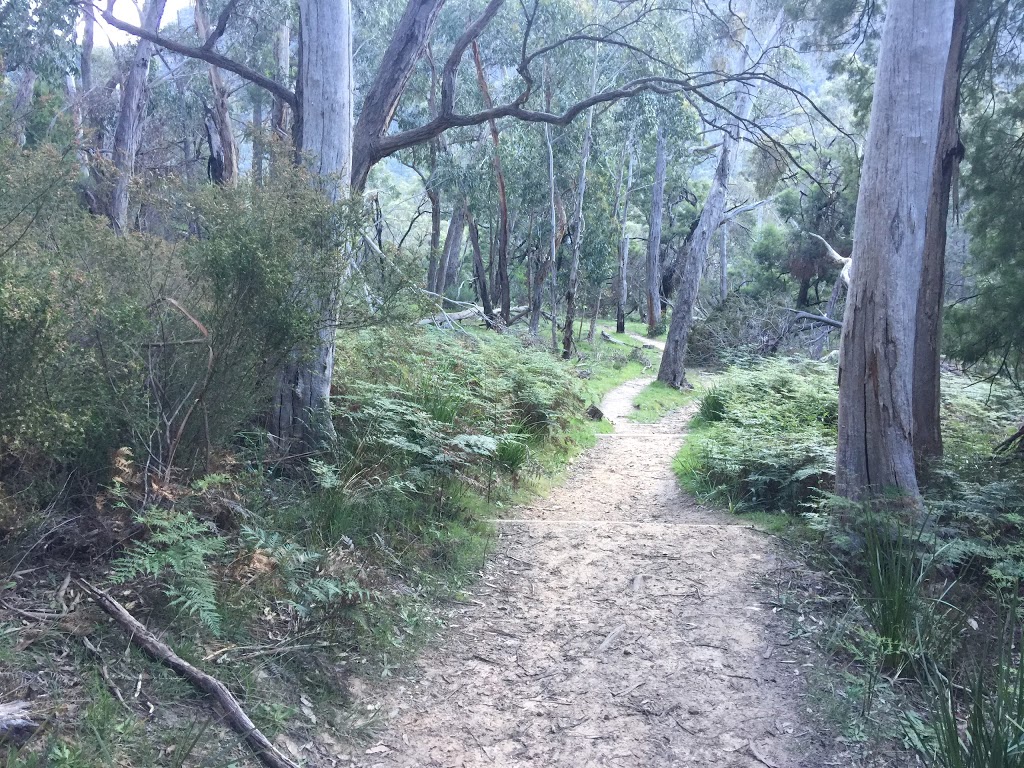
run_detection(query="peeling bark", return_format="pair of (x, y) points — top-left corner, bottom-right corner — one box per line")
(913, 0), (968, 463)
(836, 0), (956, 502)
(195, 0), (239, 186)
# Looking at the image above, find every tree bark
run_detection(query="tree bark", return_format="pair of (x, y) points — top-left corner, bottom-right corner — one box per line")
(912, 0), (968, 463)
(10, 67), (36, 147)
(562, 53), (599, 358)
(467, 211), (495, 322)
(271, 0), (353, 452)
(435, 203), (466, 296)
(109, 0), (168, 233)
(657, 8), (783, 388)
(195, 0), (239, 186)
(836, 0), (956, 502)
(719, 222), (728, 304)
(252, 95), (265, 184)
(471, 40), (511, 323)
(615, 149), (635, 334)
(646, 122), (667, 334)
(545, 122), (559, 350)
(271, 21), (291, 138)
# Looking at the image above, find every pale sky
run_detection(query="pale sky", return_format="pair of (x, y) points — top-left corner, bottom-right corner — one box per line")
(89, 0), (194, 47)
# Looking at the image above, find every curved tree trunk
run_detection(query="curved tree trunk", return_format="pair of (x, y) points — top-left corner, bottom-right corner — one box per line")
(656, 8), (783, 388)
(109, 0), (168, 233)
(912, 0), (968, 463)
(271, 0), (353, 452)
(467, 212), (494, 322)
(646, 122), (667, 334)
(836, 0), (956, 502)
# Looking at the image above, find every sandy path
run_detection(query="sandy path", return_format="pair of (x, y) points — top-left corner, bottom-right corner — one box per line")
(358, 379), (828, 767)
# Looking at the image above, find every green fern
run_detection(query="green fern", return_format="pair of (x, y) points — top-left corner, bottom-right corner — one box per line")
(112, 509), (227, 634)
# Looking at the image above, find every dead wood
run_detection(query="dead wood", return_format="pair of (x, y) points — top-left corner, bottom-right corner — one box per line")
(77, 580), (299, 768)
(0, 700), (38, 745)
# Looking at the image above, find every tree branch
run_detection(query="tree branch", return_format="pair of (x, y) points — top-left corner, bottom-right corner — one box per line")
(89, 1), (296, 109)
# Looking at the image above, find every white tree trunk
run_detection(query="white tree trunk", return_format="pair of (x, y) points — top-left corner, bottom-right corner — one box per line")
(109, 0), (168, 233)
(271, 0), (353, 451)
(836, 0), (957, 501)
(646, 122), (667, 333)
(545, 122), (559, 351)
(195, 0), (239, 185)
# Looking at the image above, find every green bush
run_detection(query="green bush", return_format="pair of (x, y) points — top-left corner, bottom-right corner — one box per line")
(679, 358), (838, 512)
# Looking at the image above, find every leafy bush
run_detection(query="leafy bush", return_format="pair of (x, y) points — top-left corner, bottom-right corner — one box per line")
(679, 358), (838, 512)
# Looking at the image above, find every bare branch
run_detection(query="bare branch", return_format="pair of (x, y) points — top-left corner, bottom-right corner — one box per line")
(88, 1), (296, 109)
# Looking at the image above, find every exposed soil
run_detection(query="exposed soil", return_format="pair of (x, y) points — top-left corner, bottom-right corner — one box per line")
(355, 378), (835, 767)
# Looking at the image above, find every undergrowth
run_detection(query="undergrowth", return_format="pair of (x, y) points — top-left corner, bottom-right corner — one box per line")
(3, 325), (643, 765)
(676, 356), (1024, 766)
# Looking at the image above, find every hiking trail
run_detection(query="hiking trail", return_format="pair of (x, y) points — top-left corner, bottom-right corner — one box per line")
(354, 376), (831, 767)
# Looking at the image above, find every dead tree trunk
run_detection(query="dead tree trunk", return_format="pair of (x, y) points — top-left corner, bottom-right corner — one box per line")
(836, 0), (957, 502)
(912, 0), (968, 463)
(719, 223), (728, 304)
(646, 122), (667, 334)
(657, 8), (784, 388)
(10, 67), (36, 147)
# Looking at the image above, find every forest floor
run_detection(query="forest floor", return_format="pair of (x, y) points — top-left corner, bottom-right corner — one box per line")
(347, 377), (844, 767)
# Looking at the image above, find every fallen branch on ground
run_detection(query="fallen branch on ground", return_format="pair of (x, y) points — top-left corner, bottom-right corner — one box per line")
(77, 580), (299, 768)
(785, 309), (843, 329)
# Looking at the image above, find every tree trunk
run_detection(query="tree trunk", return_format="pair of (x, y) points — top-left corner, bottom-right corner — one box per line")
(350, 0), (447, 190)
(587, 286), (601, 343)
(719, 222), (728, 304)
(435, 204), (466, 296)
(657, 8), (783, 388)
(545, 122), (560, 351)
(252, 95), (265, 184)
(467, 212), (495, 323)
(561, 55), (599, 359)
(646, 122), (667, 334)
(10, 67), (36, 147)
(109, 0), (168, 233)
(912, 0), (968, 463)
(615, 150), (636, 334)
(271, 0), (353, 452)
(271, 21), (291, 138)
(195, 0), (239, 186)
(836, 0), (956, 502)
(426, 187), (441, 290)
(471, 41), (511, 324)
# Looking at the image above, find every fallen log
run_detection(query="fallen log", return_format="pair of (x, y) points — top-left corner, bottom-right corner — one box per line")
(785, 309), (843, 329)
(0, 700), (38, 745)
(78, 580), (299, 768)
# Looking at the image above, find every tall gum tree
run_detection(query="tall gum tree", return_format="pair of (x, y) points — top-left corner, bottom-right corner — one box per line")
(656, 7), (784, 388)
(912, 0), (969, 462)
(270, 0), (353, 450)
(836, 0), (957, 501)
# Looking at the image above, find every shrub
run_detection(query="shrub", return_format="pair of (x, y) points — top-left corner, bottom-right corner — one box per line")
(679, 358), (838, 512)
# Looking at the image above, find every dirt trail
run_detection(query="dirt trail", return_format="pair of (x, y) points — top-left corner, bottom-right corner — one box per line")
(358, 379), (829, 767)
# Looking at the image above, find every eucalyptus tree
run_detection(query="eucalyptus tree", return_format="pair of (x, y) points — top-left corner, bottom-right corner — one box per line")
(100, 0), (837, 445)
(835, 0), (960, 501)
(658, 6), (786, 388)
